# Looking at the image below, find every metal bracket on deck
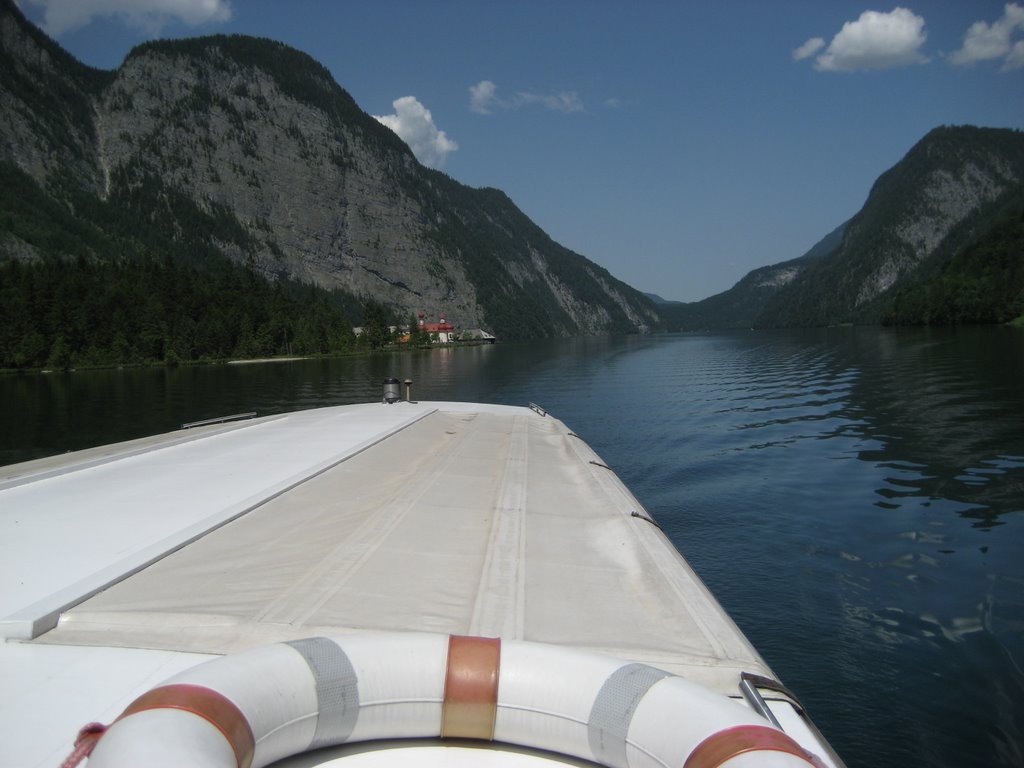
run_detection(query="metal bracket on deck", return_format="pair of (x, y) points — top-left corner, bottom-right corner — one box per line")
(630, 510), (664, 530)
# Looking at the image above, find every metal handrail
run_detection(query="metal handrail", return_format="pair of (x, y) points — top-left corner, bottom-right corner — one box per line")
(181, 412), (257, 429)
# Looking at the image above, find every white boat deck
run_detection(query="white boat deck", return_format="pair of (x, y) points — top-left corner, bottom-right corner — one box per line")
(0, 402), (837, 768)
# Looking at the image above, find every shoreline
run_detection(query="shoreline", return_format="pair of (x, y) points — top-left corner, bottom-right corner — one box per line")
(226, 356), (310, 365)
(1, 341), (501, 376)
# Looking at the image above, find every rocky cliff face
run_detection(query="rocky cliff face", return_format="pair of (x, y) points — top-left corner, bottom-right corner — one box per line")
(850, 136), (1021, 307)
(0, 1), (657, 338)
(96, 38), (482, 318)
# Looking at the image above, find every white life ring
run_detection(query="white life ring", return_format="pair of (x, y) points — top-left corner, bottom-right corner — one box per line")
(84, 633), (824, 768)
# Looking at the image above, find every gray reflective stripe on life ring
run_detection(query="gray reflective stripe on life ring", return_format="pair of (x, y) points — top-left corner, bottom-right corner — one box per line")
(286, 637), (360, 749)
(587, 663), (671, 768)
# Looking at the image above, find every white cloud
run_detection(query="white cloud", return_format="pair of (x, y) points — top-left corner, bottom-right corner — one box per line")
(801, 7), (928, 72)
(468, 80), (584, 114)
(516, 90), (584, 113)
(17, 0), (232, 36)
(373, 96), (458, 169)
(949, 2), (1024, 70)
(793, 37), (825, 61)
(469, 80), (499, 114)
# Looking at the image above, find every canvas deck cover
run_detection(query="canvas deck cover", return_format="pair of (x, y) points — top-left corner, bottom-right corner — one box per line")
(2, 402), (770, 691)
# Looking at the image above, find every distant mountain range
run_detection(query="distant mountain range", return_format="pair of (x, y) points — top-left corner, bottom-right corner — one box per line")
(2, 0), (1022, 366)
(661, 125), (1024, 330)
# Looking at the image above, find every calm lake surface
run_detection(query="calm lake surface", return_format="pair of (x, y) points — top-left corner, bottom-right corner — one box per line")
(3, 327), (1023, 768)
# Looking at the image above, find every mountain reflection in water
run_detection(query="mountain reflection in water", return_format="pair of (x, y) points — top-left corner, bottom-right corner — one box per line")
(2, 326), (1022, 768)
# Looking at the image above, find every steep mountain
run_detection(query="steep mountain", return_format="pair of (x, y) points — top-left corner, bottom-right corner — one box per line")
(658, 126), (1024, 331)
(659, 221), (846, 330)
(756, 126), (1024, 327)
(0, 0), (658, 340)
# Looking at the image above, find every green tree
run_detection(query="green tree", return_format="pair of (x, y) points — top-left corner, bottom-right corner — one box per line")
(361, 301), (393, 349)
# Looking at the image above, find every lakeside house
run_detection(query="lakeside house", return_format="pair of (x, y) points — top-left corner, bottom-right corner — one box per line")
(417, 311), (455, 343)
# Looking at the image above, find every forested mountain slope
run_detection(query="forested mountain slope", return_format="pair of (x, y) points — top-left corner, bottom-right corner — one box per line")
(880, 192), (1024, 326)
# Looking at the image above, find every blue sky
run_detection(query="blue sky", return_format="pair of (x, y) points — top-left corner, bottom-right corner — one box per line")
(16, 1), (1024, 302)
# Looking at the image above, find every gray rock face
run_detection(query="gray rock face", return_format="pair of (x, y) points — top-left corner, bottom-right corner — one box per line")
(0, 8), (105, 195)
(93, 47), (485, 326)
(94, 49), (466, 325)
(855, 157), (1019, 307)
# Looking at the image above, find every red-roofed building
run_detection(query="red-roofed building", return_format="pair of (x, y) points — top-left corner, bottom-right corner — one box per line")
(418, 311), (456, 343)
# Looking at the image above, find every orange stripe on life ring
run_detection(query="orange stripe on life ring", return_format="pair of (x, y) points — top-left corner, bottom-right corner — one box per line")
(118, 683), (255, 768)
(685, 724), (824, 768)
(441, 635), (501, 741)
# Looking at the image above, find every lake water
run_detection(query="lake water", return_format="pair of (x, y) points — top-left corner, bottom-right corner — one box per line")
(3, 327), (1023, 768)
